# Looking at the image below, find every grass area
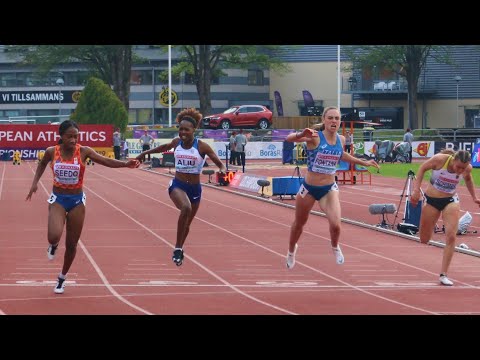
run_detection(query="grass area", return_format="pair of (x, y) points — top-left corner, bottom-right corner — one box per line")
(371, 162), (421, 178)
(371, 162), (480, 186)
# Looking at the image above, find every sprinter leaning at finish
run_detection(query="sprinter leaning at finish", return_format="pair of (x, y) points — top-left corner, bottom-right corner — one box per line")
(26, 120), (139, 294)
(284, 106), (379, 269)
(410, 149), (480, 286)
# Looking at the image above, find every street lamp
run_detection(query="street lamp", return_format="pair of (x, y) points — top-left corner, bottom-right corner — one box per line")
(454, 75), (462, 128)
(56, 75), (64, 118)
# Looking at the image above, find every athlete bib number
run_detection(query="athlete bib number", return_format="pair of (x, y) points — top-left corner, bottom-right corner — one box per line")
(47, 193), (57, 204)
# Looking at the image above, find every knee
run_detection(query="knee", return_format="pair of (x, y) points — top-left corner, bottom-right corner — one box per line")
(180, 205), (192, 217)
(445, 236), (456, 246)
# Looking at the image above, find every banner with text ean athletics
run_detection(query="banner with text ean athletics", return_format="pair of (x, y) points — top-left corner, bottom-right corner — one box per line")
(0, 124), (113, 149)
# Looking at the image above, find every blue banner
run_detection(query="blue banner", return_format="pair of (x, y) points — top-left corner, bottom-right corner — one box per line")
(302, 90), (315, 108)
(0, 148), (45, 161)
(471, 143), (480, 168)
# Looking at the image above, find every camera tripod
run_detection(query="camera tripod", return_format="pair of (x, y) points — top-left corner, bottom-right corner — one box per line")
(393, 170), (424, 230)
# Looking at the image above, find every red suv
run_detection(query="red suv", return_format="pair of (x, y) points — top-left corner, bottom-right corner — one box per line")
(202, 105), (272, 130)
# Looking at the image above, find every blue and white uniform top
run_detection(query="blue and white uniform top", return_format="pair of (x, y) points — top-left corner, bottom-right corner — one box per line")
(306, 132), (343, 175)
(430, 156), (462, 194)
(174, 138), (205, 174)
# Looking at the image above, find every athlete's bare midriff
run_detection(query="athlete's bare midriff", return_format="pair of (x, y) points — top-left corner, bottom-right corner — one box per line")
(305, 171), (336, 186)
(52, 186), (83, 195)
(175, 172), (200, 185)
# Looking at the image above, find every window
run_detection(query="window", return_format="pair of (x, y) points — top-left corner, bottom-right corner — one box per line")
(0, 73), (17, 87)
(128, 109), (153, 124)
(248, 70), (264, 86)
(131, 70), (153, 85)
(247, 106), (264, 113)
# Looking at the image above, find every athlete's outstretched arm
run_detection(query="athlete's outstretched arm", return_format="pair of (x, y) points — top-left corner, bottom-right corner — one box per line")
(83, 146), (139, 168)
(200, 141), (226, 173)
(136, 138), (179, 163)
(26, 147), (54, 200)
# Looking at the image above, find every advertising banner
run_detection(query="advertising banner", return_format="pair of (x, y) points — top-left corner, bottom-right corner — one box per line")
(0, 124), (113, 148)
(213, 142), (283, 160)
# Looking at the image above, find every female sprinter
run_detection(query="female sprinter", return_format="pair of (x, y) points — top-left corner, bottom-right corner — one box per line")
(410, 149), (480, 286)
(26, 120), (139, 294)
(136, 108), (226, 266)
(284, 106), (379, 269)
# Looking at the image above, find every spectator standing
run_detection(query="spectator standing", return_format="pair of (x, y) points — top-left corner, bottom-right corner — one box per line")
(234, 129), (248, 169)
(344, 130), (353, 153)
(403, 128), (414, 163)
(113, 127), (121, 160)
(139, 130), (154, 161)
(123, 139), (129, 159)
(229, 131), (237, 165)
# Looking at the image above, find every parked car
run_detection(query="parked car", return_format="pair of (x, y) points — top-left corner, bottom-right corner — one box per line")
(202, 105), (272, 130)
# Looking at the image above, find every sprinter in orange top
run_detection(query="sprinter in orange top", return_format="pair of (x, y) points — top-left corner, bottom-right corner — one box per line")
(26, 120), (139, 294)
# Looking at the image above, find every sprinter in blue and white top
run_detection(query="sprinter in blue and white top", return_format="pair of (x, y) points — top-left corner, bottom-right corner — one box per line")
(410, 149), (480, 286)
(136, 108), (226, 267)
(174, 138), (205, 174)
(306, 131), (344, 175)
(284, 106), (379, 270)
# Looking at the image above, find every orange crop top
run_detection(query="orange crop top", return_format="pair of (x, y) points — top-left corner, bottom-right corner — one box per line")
(51, 144), (86, 189)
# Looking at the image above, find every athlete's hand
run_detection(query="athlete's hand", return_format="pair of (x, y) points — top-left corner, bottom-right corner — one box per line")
(365, 159), (380, 170)
(302, 128), (318, 138)
(410, 189), (421, 207)
(135, 153), (145, 163)
(125, 159), (140, 168)
(26, 185), (37, 201)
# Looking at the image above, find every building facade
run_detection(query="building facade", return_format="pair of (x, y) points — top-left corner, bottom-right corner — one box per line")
(0, 46), (272, 126)
(270, 45), (480, 129)
(0, 45), (479, 129)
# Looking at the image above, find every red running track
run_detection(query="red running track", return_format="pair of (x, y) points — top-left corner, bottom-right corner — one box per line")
(1, 161), (480, 315)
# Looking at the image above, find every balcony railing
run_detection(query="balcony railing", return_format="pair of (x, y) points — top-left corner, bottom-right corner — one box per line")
(342, 76), (437, 93)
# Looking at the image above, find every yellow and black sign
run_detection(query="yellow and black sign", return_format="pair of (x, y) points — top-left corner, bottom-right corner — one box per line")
(159, 87), (178, 107)
(72, 91), (82, 103)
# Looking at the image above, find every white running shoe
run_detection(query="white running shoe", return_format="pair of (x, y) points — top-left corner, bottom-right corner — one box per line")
(439, 274), (453, 286)
(54, 277), (66, 294)
(286, 244), (298, 269)
(332, 245), (344, 265)
(47, 243), (58, 261)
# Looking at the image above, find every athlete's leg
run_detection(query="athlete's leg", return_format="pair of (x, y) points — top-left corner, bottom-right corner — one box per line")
(289, 193), (316, 252)
(48, 203), (67, 247)
(169, 188), (193, 249)
(181, 201), (200, 248)
(61, 204), (86, 276)
(418, 204), (441, 244)
(440, 203), (460, 276)
(319, 190), (341, 248)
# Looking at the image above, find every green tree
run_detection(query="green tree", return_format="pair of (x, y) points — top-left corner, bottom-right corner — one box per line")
(70, 77), (128, 132)
(160, 45), (293, 116)
(343, 45), (452, 129)
(6, 45), (134, 111)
